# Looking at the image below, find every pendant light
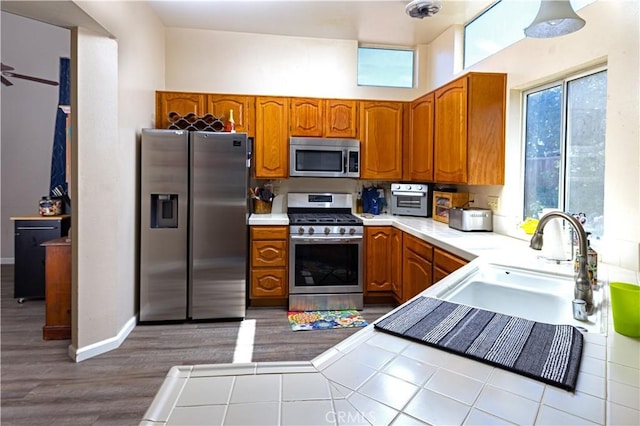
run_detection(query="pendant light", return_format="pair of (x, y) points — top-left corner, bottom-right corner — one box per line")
(524, 0), (586, 38)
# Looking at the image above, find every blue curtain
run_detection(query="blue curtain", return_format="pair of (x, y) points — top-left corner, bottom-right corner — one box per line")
(49, 57), (70, 195)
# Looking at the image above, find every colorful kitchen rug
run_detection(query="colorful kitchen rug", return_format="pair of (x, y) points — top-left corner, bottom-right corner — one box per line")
(287, 310), (368, 331)
(374, 296), (583, 391)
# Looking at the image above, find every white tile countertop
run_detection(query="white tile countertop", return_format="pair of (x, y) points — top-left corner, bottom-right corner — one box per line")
(142, 215), (640, 425)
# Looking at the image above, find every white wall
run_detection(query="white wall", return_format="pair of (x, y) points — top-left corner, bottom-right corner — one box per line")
(0, 12), (70, 263)
(71, 27), (120, 356)
(164, 27), (430, 102)
(430, 0), (639, 270)
(68, 1), (165, 360)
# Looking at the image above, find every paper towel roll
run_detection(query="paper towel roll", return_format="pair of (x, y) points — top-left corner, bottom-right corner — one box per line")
(541, 208), (569, 260)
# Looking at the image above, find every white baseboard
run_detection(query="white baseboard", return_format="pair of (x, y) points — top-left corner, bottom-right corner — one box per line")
(1, 258), (15, 265)
(68, 315), (137, 362)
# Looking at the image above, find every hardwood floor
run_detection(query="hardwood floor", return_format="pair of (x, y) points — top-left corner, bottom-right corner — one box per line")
(0, 265), (393, 425)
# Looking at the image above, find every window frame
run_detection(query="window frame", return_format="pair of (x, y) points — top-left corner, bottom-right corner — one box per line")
(520, 65), (608, 231)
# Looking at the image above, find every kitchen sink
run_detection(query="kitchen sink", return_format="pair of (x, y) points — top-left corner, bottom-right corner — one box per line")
(433, 262), (606, 334)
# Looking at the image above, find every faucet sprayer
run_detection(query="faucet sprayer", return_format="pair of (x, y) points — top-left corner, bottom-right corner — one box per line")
(529, 211), (594, 316)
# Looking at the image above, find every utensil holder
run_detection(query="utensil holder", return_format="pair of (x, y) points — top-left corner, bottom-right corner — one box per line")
(254, 199), (272, 214)
(610, 282), (640, 337)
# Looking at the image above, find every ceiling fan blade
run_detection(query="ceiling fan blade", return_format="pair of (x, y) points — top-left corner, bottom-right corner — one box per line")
(1, 63), (15, 72)
(1, 76), (13, 86)
(2, 72), (58, 86)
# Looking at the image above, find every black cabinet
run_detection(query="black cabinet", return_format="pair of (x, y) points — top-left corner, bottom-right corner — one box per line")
(13, 216), (70, 302)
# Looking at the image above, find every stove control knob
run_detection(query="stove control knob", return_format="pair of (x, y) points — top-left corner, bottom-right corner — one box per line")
(308, 228), (315, 235)
(394, 184), (401, 190)
(324, 227), (331, 235)
(339, 227), (346, 235)
(298, 227), (305, 235)
(349, 228), (356, 235)
(406, 185), (411, 190)
(417, 185), (422, 190)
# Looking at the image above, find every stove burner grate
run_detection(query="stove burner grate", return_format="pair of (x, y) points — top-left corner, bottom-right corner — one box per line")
(288, 213), (362, 226)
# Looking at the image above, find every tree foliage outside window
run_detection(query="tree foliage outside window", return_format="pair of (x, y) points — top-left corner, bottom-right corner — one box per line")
(523, 69), (607, 238)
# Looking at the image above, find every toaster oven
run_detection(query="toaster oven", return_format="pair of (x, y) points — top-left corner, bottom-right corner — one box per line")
(390, 183), (433, 217)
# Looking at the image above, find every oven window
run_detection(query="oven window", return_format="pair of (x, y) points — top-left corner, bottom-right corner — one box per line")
(395, 195), (424, 209)
(295, 150), (343, 172)
(294, 244), (358, 287)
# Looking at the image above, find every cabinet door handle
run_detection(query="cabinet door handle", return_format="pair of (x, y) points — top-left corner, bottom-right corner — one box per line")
(16, 226), (56, 230)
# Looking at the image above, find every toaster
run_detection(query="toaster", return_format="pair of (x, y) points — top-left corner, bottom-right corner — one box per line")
(448, 208), (493, 232)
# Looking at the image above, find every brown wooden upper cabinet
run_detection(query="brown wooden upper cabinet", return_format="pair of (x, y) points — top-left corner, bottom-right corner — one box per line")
(407, 92), (435, 182)
(324, 99), (358, 138)
(434, 72), (506, 185)
(255, 96), (289, 179)
(290, 98), (323, 137)
(290, 98), (358, 138)
(155, 91), (206, 129)
(206, 94), (254, 137)
(359, 101), (404, 180)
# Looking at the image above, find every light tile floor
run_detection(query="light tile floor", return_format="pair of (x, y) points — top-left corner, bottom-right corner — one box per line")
(141, 318), (640, 426)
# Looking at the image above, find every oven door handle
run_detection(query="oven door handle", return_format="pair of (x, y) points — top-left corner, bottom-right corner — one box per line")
(391, 191), (426, 197)
(290, 236), (363, 243)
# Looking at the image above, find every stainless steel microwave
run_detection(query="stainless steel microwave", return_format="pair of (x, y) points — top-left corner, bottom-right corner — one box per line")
(289, 137), (360, 178)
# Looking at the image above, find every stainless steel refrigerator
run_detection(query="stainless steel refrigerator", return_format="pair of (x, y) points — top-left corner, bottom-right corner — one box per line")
(140, 129), (248, 322)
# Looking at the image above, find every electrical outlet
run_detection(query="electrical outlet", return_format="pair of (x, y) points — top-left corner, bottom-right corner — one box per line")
(487, 196), (500, 212)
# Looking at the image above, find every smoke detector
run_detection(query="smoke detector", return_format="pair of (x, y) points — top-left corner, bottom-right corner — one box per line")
(405, 0), (442, 19)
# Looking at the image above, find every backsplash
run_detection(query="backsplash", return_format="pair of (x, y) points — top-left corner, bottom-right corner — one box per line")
(254, 178), (390, 214)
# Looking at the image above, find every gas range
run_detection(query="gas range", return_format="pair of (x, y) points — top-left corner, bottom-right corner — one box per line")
(287, 192), (364, 311)
(287, 193), (363, 237)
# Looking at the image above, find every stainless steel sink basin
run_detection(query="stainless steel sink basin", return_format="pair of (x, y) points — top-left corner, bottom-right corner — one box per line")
(433, 262), (605, 333)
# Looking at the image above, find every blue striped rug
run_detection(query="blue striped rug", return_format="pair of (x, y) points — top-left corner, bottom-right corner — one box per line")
(374, 296), (583, 391)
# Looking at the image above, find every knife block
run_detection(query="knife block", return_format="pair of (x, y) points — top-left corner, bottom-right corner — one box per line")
(253, 199), (272, 214)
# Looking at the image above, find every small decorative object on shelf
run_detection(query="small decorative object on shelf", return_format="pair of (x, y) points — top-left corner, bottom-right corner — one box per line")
(225, 109), (236, 133)
(39, 196), (63, 216)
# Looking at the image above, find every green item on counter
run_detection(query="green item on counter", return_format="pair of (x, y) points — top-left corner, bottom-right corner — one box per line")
(610, 282), (640, 337)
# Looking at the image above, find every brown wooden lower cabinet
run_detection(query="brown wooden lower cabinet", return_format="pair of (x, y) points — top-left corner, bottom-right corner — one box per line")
(250, 226), (288, 306)
(364, 227), (470, 306)
(402, 233), (433, 302)
(41, 237), (71, 340)
(364, 227), (403, 304)
(433, 247), (468, 283)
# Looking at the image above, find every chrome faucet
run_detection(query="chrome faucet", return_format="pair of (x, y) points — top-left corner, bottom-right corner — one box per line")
(529, 211), (594, 315)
